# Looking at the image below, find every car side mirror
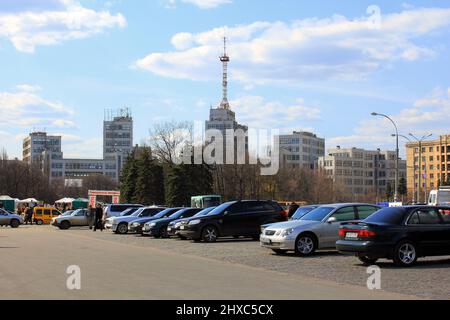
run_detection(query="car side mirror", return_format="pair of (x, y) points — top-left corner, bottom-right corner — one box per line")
(327, 217), (337, 223)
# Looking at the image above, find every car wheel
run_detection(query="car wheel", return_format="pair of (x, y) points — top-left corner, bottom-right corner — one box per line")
(10, 219), (20, 228)
(272, 249), (287, 255)
(393, 240), (418, 267)
(116, 223), (128, 235)
(36, 219), (43, 226)
(160, 227), (169, 238)
(358, 256), (379, 266)
(295, 233), (317, 256)
(202, 226), (218, 243)
(60, 221), (70, 230)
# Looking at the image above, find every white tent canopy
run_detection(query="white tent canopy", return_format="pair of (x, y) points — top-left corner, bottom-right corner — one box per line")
(55, 198), (75, 204)
(19, 198), (39, 204)
(0, 195), (14, 201)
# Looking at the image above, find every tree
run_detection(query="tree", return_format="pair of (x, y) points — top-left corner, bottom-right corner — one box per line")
(165, 165), (189, 206)
(134, 148), (165, 205)
(398, 177), (407, 202)
(386, 182), (394, 202)
(120, 152), (139, 203)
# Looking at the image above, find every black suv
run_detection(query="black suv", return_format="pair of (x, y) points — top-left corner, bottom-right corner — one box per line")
(178, 200), (287, 242)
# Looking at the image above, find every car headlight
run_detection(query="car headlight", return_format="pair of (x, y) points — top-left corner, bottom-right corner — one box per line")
(189, 219), (201, 225)
(175, 222), (181, 227)
(132, 222), (140, 227)
(149, 222), (156, 227)
(281, 228), (294, 237)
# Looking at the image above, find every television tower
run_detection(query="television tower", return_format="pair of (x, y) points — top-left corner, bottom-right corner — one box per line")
(219, 37), (230, 109)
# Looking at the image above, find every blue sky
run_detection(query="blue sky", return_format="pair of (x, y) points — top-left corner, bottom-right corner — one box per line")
(1, 0), (450, 159)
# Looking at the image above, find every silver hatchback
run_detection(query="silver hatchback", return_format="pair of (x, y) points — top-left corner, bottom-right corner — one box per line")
(52, 209), (89, 230)
(260, 203), (380, 256)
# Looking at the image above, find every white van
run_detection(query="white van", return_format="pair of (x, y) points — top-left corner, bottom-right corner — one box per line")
(428, 186), (450, 206)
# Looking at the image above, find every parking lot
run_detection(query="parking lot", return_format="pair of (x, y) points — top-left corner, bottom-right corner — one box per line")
(1, 225), (449, 299)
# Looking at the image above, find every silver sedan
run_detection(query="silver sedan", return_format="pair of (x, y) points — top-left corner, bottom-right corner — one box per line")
(0, 209), (23, 228)
(52, 209), (89, 230)
(260, 203), (380, 256)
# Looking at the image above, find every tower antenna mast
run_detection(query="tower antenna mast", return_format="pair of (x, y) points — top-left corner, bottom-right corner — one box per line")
(220, 37), (230, 109)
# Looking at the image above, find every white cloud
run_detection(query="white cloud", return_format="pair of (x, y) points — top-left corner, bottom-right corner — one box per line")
(63, 137), (103, 158)
(163, 0), (231, 9)
(135, 8), (450, 84)
(0, 86), (74, 128)
(182, 0), (231, 9)
(231, 95), (321, 129)
(0, 0), (126, 53)
(329, 87), (450, 154)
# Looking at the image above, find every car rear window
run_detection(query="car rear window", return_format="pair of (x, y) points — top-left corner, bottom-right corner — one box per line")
(363, 207), (406, 225)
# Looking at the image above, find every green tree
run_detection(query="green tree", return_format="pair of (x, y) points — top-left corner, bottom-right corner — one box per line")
(385, 182), (394, 202)
(165, 165), (189, 206)
(398, 177), (407, 201)
(120, 152), (139, 203)
(134, 148), (165, 205)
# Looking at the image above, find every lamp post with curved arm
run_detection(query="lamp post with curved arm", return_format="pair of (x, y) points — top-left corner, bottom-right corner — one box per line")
(392, 133), (414, 203)
(372, 112), (399, 202)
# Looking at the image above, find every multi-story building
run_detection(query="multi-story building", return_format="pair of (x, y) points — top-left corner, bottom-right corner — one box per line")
(103, 108), (133, 174)
(318, 147), (406, 200)
(23, 109), (133, 183)
(406, 134), (450, 202)
(23, 132), (62, 165)
(276, 131), (325, 169)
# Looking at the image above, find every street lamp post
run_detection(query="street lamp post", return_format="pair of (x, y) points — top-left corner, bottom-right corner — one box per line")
(372, 112), (399, 202)
(409, 133), (433, 204)
(392, 133), (414, 203)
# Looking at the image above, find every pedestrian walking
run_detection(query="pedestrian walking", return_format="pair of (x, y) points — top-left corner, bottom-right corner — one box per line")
(287, 202), (300, 218)
(24, 205), (33, 225)
(87, 205), (95, 230)
(93, 204), (104, 232)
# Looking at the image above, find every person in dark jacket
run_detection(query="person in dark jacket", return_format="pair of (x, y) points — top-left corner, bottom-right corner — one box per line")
(93, 204), (104, 232)
(87, 205), (95, 230)
(287, 202), (300, 218)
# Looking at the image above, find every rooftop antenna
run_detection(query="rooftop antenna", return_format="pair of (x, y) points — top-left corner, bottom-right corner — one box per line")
(219, 37), (230, 110)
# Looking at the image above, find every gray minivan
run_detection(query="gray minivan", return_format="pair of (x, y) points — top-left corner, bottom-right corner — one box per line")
(103, 204), (143, 218)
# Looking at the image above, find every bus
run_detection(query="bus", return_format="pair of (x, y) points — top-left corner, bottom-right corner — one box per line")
(428, 186), (450, 206)
(191, 195), (222, 209)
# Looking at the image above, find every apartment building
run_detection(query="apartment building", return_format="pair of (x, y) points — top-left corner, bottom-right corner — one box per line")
(276, 131), (325, 169)
(406, 134), (450, 201)
(318, 147), (406, 199)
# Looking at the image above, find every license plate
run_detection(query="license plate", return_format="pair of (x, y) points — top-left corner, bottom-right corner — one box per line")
(345, 232), (359, 239)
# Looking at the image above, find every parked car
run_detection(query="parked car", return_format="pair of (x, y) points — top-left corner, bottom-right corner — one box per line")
(103, 204), (143, 218)
(105, 207), (164, 234)
(178, 200), (287, 243)
(167, 207), (216, 238)
(260, 203), (380, 256)
(260, 205), (320, 233)
(142, 208), (203, 238)
(336, 206), (450, 267)
(51, 209), (89, 230)
(33, 207), (62, 225)
(129, 208), (182, 234)
(117, 207), (140, 217)
(0, 208), (23, 228)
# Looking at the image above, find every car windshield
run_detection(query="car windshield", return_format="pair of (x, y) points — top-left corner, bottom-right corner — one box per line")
(301, 207), (335, 222)
(207, 202), (234, 216)
(364, 207), (405, 225)
(194, 207), (216, 217)
(131, 208), (145, 217)
(61, 211), (73, 216)
(153, 209), (178, 219)
(120, 208), (135, 216)
(70, 209), (82, 216)
(292, 206), (317, 220)
(169, 210), (186, 219)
